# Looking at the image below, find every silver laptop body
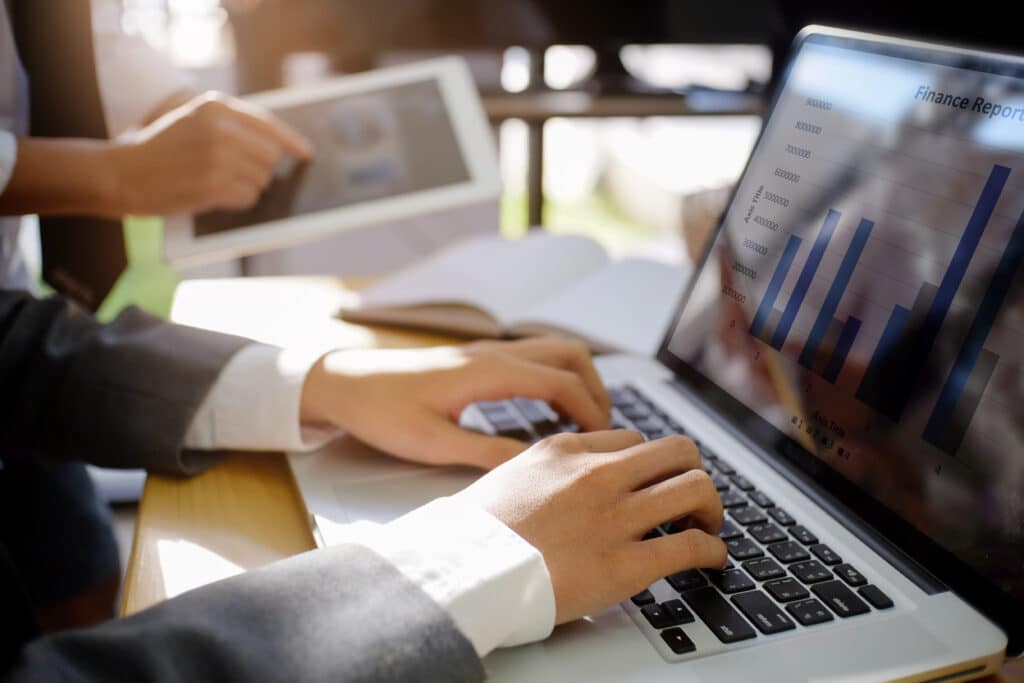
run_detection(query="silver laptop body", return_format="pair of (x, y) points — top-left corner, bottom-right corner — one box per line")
(292, 26), (1022, 682)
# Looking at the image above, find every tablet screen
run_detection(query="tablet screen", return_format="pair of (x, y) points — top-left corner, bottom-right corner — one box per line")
(194, 79), (471, 237)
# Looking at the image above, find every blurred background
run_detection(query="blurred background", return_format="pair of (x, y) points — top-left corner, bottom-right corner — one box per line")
(72, 0), (1024, 596)
(103, 0), (777, 291)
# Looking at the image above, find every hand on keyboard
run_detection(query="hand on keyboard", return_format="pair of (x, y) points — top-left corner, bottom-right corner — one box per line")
(299, 336), (611, 469)
(457, 431), (727, 625)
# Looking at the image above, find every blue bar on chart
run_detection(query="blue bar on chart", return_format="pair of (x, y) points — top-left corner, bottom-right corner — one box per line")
(749, 233), (802, 339)
(855, 304), (911, 408)
(855, 164), (1010, 421)
(823, 316), (862, 383)
(771, 209), (842, 350)
(923, 202), (1024, 452)
(799, 217), (874, 370)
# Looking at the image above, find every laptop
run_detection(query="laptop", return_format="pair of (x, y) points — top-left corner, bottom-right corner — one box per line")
(289, 26), (1022, 681)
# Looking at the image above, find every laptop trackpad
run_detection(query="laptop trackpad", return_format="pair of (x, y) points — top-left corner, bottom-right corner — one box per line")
(288, 435), (482, 526)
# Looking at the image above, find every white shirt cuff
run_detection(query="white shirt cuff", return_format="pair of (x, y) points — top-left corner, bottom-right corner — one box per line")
(315, 497), (557, 657)
(184, 344), (340, 452)
(0, 131), (17, 194)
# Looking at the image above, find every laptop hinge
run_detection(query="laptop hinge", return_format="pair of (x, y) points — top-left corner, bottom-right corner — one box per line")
(667, 378), (947, 596)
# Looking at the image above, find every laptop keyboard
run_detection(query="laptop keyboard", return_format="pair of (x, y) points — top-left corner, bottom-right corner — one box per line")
(471, 385), (896, 660)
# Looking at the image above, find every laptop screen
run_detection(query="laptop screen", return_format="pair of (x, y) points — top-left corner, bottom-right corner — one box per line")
(659, 27), (1024, 638)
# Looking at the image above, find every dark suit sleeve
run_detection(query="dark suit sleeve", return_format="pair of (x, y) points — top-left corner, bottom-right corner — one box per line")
(0, 290), (249, 475)
(4, 544), (485, 683)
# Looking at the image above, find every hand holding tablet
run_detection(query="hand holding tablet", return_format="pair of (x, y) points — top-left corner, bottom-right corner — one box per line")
(164, 57), (501, 267)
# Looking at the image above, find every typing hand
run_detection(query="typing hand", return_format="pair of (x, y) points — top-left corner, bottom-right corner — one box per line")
(456, 430), (727, 624)
(299, 336), (612, 469)
(108, 91), (313, 215)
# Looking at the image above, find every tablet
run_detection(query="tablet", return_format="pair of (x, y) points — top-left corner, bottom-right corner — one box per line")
(163, 56), (501, 267)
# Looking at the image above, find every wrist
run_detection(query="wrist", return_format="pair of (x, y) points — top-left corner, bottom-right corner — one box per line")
(299, 353), (342, 426)
(98, 142), (135, 216)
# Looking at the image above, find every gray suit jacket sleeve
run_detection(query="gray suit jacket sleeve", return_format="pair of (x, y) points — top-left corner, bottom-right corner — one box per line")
(0, 291), (249, 475)
(5, 544), (485, 683)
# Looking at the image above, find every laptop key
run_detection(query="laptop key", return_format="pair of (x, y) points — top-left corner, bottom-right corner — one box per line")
(557, 420), (580, 434)
(810, 544), (842, 565)
(662, 598), (696, 624)
(710, 473), (732, 491)
(631, 589), (656, 606)
(681, 586), (757, 643)
(641, 603), (675, 629)
(768, 541), (810, 564)
(608, 387), (635, 405)
(812, 581), (871, 618)
(512, 397), (555, 423)
(749, 523), (787, 544)
(730, 507), (768, 526)
(666, 569), (707, 592)
(743, 557), (786, 581)
(717, 519), (744, 540)
(786, 598), (835, 626)
(714, 459), (736, 475)
(706, 568), (755, 594)
(790, 560), (833, 584)
(621, 404), (651, 421)
(660, 627), (697, 655)
(834, 564), (867, 587)
(496, 425), (532, 441)
(660, 521), (684, 535)
(730, 474), (755, 491)
(768, 507), (796, 526)
(749, 490), (775, 508)
(479, 401), (515, 419)
(726, 538), (764, 560)
(732, 591), (796, 634)
(763, 578), (809, 603)
(858, 585), (894, 610)
(788, 525), (818, 545)
(720, 490), (749, 508)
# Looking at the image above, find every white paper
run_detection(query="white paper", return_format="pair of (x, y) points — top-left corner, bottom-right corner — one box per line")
(356, 232), (609, 325)
(512, 259), (690, 356)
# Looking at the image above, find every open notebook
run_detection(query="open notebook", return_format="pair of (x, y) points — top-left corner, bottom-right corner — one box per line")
(339, 232), (689, 355)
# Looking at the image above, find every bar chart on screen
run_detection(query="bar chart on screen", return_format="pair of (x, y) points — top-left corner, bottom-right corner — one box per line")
(734, 84), (1024, 459)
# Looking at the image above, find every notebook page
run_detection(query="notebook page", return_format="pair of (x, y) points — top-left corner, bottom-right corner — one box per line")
(355, 232), (609, 326)
(511, 258), (690, 355)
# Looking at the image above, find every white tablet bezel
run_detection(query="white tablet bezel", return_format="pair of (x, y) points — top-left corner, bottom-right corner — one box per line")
(163, 56), (501, 267)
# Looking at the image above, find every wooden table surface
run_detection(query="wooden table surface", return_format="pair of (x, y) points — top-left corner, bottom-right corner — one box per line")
(123, 276), (1022, 682)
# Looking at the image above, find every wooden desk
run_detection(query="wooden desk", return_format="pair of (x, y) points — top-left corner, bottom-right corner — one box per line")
(124, 276), (1022, 682)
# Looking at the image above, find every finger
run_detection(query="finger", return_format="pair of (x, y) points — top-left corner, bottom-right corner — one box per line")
(625, 468), (723, 535)
(543, 428), (644, 454)
(410, 416), (528, 470)
(231, 156), (275, 193)
(617, 434), (704, 489)
(484, 358), (610, 432)
(228, 101), (314, 159)
(217, 179), (262, 211)
(633, 528), (728, 578)
(220, 118), (284, 169)
(499, 337), (611, 416)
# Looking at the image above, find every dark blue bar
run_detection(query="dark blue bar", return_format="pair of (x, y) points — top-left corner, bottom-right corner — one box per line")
(855, 304), (910, 404)
(883, 164), (1010, 420)
(799, 217), (874, 369)
(823, 316), (861, 383)
(771, 209), (842, 350)
(923, 202), (1024, 445)
(749, 234), (802, 338)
